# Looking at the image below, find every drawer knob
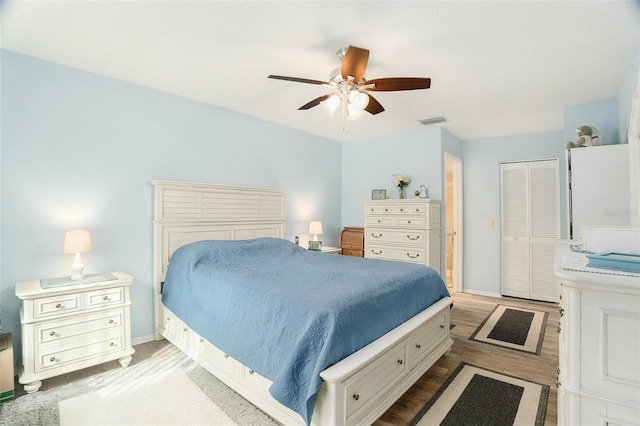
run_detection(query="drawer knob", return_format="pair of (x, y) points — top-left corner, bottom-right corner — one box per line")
(384, 208), (389, 212)
(353, 393), (360, 401)
(249, 369), (255, 375)
(397, 359), (403, 365)
(55, 303), (62, 309)
(50, 357), (56, 362)
(200, 338), (204, 343)
(50, 331), (56, 337)
(103, 296), (109, 301)
(110, 342), (115, 347)
(406, 253), (420, 259)
(183, 327), (188, 332)
(406, 235), (420, 240)
(559, 308), (564, 318)
(559, 294), (563, 300)
(224, 354), (230, 359)
(440, 324), (445, 329)
(400, 208), (404, 212)
(415, 344), (421, 349)
(557, 325), (561, 334)
(377, 219), (381, 223)
(109, 319), (115, 324)
(371, 233), (382, 238)
(407, 220), (412, 224)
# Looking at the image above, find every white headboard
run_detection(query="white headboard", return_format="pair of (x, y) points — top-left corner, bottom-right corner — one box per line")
(152, 180), (287, 339)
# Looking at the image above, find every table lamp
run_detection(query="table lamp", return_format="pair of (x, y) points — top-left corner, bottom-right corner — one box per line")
(308, 221), (323, 250)
(63, 229), (92, 280)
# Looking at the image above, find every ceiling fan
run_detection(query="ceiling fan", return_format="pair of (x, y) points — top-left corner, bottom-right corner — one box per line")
(268, 45), (431, 133)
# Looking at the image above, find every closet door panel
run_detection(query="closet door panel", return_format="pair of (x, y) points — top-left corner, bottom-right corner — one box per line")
(500, 160), (559, 302)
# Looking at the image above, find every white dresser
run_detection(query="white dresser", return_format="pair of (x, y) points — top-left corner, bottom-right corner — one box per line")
(364, 199), (442, 275)
(555, 242), (640, 426)
(16, 272), (135, 393)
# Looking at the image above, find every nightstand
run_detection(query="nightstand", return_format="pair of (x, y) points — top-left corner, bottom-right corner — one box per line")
(15, 272), (135, 393)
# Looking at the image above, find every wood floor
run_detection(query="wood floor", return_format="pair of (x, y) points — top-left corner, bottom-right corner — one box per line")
(374, 292), (559, 426)
(12, 292), (559, 425)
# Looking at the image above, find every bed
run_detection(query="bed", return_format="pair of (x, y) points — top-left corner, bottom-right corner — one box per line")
(152, 180), (454, 426)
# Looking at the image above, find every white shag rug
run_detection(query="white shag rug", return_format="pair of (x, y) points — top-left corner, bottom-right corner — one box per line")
(0, 345), (279, 426)
(59, 368), (236, 425)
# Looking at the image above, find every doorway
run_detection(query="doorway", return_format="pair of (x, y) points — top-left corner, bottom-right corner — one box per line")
(445, 153), (463, 293)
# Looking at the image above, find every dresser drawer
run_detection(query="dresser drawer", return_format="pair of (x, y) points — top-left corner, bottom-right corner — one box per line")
(85, 287), (124, 308)
(411, 311), (448, 368)
(366, 216), (426, 228)
(365, 204), (427, 216)
(367, 228), (426, 247)
(345, 338), (408, 423)
(38, 334), (124, 371)
(34, 294), (81, 319)
(342, 248), (363, 257)
(366, 246), (426, 264)
(37, 309), (124, 344)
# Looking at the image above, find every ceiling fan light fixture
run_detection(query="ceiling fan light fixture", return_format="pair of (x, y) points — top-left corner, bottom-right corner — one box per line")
(347, 104), (365, 120)
(320, 94), (341, 116)
(348, 90), (369, 111)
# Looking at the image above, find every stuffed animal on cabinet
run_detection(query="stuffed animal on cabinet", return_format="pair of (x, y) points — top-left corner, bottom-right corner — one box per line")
(566, 125), (601, 149)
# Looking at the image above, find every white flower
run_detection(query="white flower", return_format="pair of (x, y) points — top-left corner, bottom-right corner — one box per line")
(393, 174), (411, 188)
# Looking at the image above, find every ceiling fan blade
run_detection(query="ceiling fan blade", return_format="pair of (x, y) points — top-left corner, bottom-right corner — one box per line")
(341, 46), (369, 81)
(268, 75), (328, 85)
(365, 94), (385, 115)
(366, 77), (431, 91)
(298, 95), (330, 110)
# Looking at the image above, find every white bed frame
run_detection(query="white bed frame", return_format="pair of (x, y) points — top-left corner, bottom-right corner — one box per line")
(152, 180), (453, 426)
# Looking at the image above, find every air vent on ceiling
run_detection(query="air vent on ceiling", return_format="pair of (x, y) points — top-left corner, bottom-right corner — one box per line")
(419, 116), (447, 126)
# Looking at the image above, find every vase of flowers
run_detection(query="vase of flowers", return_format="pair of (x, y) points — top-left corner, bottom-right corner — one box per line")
(393, 174), (411, 199)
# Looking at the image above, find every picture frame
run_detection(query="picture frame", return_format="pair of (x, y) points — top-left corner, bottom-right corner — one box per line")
(371, 189), (386, 200)
(308, 240), (322, 251)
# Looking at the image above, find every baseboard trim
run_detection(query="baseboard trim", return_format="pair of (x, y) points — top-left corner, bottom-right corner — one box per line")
(459, 289), (503, 298)
(131, 334), (156, 346)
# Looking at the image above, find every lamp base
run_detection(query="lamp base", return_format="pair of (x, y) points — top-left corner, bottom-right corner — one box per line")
(70, 255), (85, 281)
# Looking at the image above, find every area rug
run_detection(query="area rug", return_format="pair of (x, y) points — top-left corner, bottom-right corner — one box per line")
(469, 305), (548, 354)
(0, 346), (279, 426)
(410, 363), (548, 426)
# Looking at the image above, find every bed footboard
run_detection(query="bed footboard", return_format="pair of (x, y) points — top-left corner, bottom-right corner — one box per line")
(158, 296), (453, 426)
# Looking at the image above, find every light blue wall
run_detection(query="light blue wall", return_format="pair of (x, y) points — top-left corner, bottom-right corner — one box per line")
(461, 131), (566, 296)
(563, 100), (619, 146)
(0, 51), (342, 360)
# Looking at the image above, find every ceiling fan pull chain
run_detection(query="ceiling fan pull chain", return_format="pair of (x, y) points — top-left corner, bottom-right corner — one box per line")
(342, 88), (349, 133)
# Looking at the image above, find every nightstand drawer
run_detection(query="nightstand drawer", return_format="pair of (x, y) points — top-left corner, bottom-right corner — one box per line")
(34, 294), (81, 318)
(85, 287), (124, 308)
(37, 309), (124, 344)
(38, 335), (124, 371)
(342, 248), (363, 257)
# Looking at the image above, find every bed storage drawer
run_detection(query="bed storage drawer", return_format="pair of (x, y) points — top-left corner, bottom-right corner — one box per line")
(410, 311), (448, 368)
(344, 338), (409, 423)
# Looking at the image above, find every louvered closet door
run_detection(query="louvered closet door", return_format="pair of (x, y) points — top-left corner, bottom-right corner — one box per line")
(529, 161), (560, 302)
(500, 160), (559, 302)
(500, 163), (531, 299)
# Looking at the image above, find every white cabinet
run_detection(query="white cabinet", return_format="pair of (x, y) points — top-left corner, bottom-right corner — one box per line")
(16, 272), (135, 393)
(501, 160), (560, 302)
(555, 243), (640, 426)
(364, 200), (442, 275)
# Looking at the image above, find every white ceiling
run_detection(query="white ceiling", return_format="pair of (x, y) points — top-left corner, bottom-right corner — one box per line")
(1, 1), (639, 142)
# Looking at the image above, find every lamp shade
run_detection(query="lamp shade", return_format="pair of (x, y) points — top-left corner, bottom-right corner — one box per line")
(63, 229), (92, 254)
(308, 221), (323, 236)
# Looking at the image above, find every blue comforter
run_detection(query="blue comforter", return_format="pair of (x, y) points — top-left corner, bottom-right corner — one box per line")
(162, 238), (449, 424)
